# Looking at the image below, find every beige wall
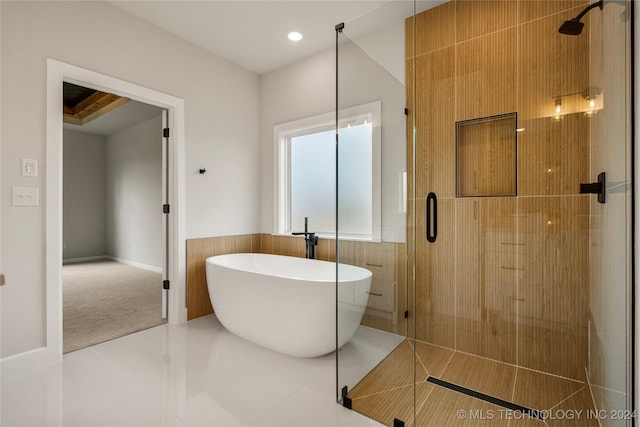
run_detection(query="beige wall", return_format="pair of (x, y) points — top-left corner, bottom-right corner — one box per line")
(259, 40), (407, 243)
(106, 115), (163, 270)
(1, 1), (260, 358)
(63, 130), (108, 261)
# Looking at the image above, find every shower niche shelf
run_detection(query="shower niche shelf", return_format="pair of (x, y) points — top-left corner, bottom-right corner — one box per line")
(456, 112), (517, 197)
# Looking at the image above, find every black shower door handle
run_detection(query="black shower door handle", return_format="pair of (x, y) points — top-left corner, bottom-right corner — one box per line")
(426, 192), (437, 243)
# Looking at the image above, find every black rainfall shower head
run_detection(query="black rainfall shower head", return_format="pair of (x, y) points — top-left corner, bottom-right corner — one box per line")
(559, 19), (585, 35)
(558, 1), (603, 35)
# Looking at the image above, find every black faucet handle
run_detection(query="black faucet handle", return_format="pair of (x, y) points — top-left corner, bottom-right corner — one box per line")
(308, 233), (318, 245)
(292, 231), (308, 236)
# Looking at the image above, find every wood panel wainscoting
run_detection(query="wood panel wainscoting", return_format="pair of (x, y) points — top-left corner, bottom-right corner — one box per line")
(186, 234), (407, 333)
(186, 234), (261, 320)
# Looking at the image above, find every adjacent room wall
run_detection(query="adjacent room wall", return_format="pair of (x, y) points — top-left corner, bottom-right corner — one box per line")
(62, 130), (107, 261)
(64, 116), (162, 271)
(106, 115), (163, 270)
(1, 1), (260, 358)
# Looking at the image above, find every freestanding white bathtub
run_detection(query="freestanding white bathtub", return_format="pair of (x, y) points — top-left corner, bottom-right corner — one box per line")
(205, 253), (372, 358)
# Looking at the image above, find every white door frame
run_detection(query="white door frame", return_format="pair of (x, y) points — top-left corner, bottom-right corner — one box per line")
(1, 59), (186, 375)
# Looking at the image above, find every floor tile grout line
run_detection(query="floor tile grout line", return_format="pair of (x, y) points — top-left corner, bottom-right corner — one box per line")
(348, 338), (409, 398)
(413, 377), (438, 424)
(511, 367), (518, 404)
(350, 383), (416, 402)
(547, 385), (587, 411)
(409, 339), (431, 378)
(432, 343), (585, 385)
(589, 383), (629, 396)
(584, 366), (604, 427)
(439, 349), (457, 379)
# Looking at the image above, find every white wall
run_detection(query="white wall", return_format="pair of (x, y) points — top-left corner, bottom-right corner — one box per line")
(106, 115), (163, 270)
(1, 1), (260, 358)
(260, 39), (407, 242)
(62, 130), (107, 261)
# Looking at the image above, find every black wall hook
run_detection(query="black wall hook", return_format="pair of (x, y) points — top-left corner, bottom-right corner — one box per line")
(199, 168), (207, 174)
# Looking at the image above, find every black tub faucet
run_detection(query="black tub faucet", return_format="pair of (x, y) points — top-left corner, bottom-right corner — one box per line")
(292, 217), (318, 259)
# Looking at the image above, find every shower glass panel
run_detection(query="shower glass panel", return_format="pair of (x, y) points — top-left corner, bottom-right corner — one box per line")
(337, 1), (633, 426)
(335, 1), (415, 422)
(409, 0), (633, 425)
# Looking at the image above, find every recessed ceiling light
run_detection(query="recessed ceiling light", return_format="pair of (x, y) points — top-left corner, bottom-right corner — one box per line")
(287, 31), (303, 41)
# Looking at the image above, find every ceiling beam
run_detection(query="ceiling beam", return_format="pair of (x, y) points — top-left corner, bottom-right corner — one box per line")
(63, 92), (129, 126)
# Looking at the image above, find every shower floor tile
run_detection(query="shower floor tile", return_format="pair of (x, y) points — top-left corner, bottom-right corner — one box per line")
(347, 338), (597, 427)
(439, 352), (517, 402)
(415, 386), (513, 426)
(349, 340), (427, 398)
(512, 366), (586, 410)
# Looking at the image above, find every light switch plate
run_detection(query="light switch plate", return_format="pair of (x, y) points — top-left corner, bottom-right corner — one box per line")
(12, 187), (39, 207)
(21, 158), (38, 177)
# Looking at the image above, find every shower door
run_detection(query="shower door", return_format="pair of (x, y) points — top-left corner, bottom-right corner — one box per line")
(336, 1), (633, 426)
(409, 0), (634, 425)
(334, 0), (416, 423)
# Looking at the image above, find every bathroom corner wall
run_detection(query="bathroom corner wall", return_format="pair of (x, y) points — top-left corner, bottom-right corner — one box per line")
(407, 0), (591, 380)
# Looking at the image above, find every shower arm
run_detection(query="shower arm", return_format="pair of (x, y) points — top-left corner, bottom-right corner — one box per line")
(573, 1), (603, 21)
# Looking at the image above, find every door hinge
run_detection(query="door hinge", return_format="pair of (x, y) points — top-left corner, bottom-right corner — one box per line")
(404, 107), (409, 116)
(163, 204), (170, 214)
(404, 310), (409, 319)
(163, 128), (170, 138)
(163, 280), (170, 290)
(341, 386), (352, 409)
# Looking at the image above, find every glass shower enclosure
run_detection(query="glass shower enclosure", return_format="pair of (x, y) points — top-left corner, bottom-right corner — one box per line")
(335, 0), (634, 425)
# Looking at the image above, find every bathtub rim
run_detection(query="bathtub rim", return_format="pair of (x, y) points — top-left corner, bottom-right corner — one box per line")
(205, 252), (372, 283)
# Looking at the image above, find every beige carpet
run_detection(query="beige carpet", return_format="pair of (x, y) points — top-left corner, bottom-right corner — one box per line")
(63, 260), (167, 353)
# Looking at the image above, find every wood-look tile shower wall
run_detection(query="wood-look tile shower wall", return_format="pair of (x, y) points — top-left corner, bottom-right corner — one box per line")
(406, 0), (591, 380)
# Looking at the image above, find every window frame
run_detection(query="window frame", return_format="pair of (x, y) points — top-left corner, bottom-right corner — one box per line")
(273, 101), (382, 241)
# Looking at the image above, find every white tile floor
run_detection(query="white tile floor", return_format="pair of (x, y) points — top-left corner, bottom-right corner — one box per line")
(1, 315), (403, 427)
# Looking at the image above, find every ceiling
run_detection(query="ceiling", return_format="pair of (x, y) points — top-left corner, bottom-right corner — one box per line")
(65, 0), (442, 136)
(108, 0), (440, 75)
(63, 82), (163, 137)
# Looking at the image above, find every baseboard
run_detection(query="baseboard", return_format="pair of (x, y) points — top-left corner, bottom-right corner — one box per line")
(1, 346), (61, 380)
(63, 255), (109, 264)
(62, 255), (162, 273)
(105, 256), (163, 273)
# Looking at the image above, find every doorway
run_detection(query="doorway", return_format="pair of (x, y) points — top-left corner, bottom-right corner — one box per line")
(62, 83), (167, 352)
(38, 59), (187, 368)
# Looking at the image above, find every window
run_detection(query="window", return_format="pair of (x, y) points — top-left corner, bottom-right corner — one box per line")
(274, 101), (381, 240)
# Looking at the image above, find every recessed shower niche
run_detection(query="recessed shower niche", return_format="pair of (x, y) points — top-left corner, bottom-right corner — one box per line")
(456, 112), (517, 197)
